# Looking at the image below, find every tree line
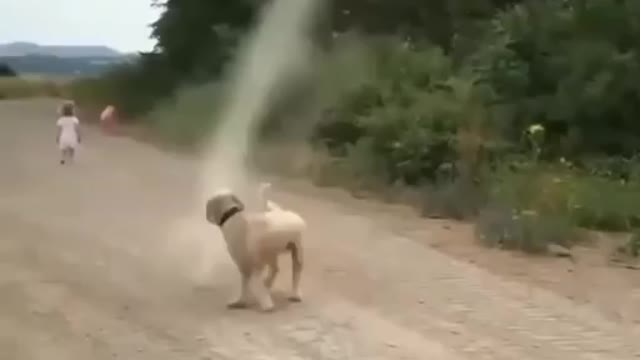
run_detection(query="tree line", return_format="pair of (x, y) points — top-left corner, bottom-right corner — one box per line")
(70, 0), (640, 253)
(86, 0), (640, 184)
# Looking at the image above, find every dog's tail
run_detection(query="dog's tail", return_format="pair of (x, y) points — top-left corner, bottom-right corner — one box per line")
(258, 182), (283, 211)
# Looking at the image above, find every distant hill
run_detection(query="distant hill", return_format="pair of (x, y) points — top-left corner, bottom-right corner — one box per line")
(0, 55), (131, 77)
(0, 42), (122, 58)
(0, 42), (138, 77)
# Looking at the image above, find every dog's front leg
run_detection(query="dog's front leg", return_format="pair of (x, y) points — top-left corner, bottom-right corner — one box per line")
(250, 269), (275, 312)
(227, 271), (250, 309)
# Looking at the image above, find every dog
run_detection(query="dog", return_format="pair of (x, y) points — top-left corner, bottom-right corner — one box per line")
(205, 183), (306, 312)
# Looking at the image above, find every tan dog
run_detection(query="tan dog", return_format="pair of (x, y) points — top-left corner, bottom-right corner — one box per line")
(205, 183), (305, 312)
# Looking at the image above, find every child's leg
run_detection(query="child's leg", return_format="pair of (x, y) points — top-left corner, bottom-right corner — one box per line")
(60, 147), (71, 164)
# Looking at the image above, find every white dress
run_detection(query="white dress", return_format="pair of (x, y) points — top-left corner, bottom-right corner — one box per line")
(57, 116), (80, 150)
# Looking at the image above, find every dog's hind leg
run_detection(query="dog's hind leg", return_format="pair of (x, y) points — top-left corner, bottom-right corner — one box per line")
(287, 241), (304, 302)
(264, 257), (279, 290)
(227, 272), (251, 309)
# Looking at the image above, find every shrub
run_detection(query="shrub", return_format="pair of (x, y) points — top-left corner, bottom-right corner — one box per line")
(475, 165), (580, 253)
(422, 177), (488, 220)
(314, 39), (502, 187)
(473, 0), (640, 157)
(475, 204), (577, 254)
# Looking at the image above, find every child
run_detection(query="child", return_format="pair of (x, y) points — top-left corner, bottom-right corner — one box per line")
(56, 101), (82, 165)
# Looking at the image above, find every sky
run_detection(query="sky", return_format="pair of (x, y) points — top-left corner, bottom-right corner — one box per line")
(1, 0), (163, 53)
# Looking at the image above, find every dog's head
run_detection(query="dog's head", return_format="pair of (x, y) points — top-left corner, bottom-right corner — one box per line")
(205, 188), (245, 226)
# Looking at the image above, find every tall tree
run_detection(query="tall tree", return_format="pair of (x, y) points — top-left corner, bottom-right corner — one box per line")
(327, 0), (523, 51)
(0, 63), (17, 77)
(150, 0), (259, 78)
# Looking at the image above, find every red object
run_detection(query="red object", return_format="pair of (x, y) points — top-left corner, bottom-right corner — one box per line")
(100, 105), (120, 135)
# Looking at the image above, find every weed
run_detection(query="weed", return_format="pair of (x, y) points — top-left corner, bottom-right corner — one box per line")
(422, 178), (487, 220)
(476, 204), (577, 254)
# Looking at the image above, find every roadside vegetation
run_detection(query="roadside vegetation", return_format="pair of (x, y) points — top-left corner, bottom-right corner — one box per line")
(0, 63), (66, 100)
(66, 0), (640, 257)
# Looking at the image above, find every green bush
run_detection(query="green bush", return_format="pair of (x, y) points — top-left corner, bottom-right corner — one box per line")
(314, 39), (500, 186)
(422, 178), (488, 220)
(472, 0), (640, 157)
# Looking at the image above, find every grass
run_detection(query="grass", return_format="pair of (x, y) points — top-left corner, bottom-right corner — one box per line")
(472, 162), (640, 253)
(0, 76), (67, 99)
(569, 175), (640, 232)
(274, 148), (640, 255)
(475, 205), (578, 254)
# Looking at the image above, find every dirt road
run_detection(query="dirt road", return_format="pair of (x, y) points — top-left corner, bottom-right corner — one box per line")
(1, 98), (637, 359)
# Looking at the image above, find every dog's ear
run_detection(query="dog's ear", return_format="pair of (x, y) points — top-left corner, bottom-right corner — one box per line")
(205, 194), (245, 225)
(205, 197), (219, 224)
(230, 194), (245, 211)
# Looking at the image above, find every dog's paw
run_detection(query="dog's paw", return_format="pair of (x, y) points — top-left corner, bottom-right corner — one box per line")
(287, 295), (302, 303)
(257, 297), (275, 312)
(226, 300), (248, 310)
(263, 279), (275, 289)
(260, 305), (276, 313)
